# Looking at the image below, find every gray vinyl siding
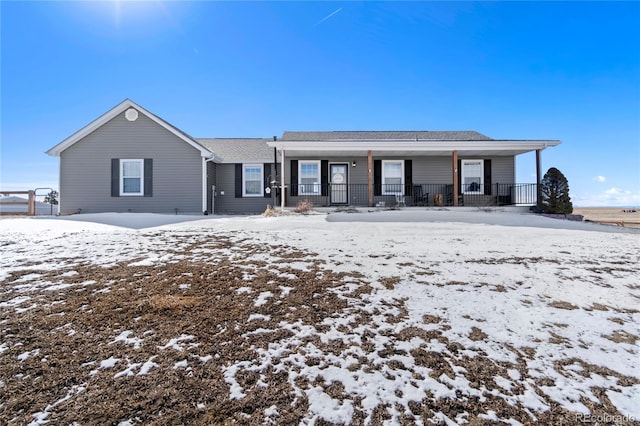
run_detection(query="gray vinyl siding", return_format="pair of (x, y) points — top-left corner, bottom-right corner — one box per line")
(214, 163), (277, 214)
(59, 111), (203, 214)
(412, 157), (453, 184)
(486, 156), (515, 187)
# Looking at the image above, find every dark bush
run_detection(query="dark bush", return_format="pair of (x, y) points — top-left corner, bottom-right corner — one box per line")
(540, 167), (573, 214)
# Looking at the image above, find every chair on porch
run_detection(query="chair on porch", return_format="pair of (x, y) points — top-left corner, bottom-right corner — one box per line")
(395, 194), (406, 208)
(412, 185), (429, 206)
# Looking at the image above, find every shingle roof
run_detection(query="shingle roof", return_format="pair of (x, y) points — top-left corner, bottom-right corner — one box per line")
(281, 131), (492, 141)
(196, 138), (274, 163)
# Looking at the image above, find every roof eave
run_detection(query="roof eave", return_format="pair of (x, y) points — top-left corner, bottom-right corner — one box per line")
(215, 157), (275, 164)
(267, 139), (561, 152)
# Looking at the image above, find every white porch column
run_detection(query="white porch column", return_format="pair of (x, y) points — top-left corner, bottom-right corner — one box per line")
(452, 150), (458, 207)
(280, 148), (286, 210)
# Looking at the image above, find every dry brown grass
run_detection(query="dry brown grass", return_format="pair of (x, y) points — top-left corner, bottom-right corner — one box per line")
(548, 300), (579, 310)
(294, 199), (313, 213)
(574, 207), (640, 228)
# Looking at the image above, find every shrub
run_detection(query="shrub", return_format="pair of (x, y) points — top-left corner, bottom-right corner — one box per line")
(540, 167), (573, 214)
(294, 199), (313, 213)
(263, 205), (277, 216)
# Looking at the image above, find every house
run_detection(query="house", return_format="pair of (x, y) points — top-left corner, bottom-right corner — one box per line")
(46, 99), (560, 215)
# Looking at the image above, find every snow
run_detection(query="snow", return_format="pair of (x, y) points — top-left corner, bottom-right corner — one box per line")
(114, 362), (142, 378)
(111, 331), (144, 349)
(1, 211), (638, 424)
(100, 357), (119, 369)
(254, 291), (273, 307)
(607, 386), (640, 418)
(306, 386), (354, 423)
(158, 334), (194, 351)
(173, 359), (189, 369)
(138, 357), (158, 375)
(248, 313), (271, 321)
(17, 349), (39, 362)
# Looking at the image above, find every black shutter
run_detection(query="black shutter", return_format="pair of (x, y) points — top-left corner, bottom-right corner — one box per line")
(374, 160), (382, 196)
(321, 160), (329, 196)
(290, 160), (298, 196)
(235, 164), (242, 198)
(263, 163), (270, 198)
(404, 160), (412, 196)
(144, 159), (153, 197)
(111, 159), (119, 197)
(457, 159), (462, 193)
(484, 159), (492, 195)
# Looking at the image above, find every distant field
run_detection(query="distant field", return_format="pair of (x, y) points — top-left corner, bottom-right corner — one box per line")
(574, 207), (640, 228)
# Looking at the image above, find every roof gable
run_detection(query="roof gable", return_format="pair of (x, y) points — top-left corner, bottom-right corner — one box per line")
(46, 99), (212, 157)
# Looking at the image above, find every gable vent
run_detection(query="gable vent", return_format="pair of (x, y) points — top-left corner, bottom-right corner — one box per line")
(125, 108), (139, 122)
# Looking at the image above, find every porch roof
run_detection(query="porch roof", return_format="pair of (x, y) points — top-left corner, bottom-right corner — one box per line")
(268, 135), (561, 157)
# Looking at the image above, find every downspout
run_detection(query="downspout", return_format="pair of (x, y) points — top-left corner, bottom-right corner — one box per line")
(280, 148), (286, 210)
(204, 155), (216, 214)
(57, 156), (61, 215)
(201, 157), (207, 214)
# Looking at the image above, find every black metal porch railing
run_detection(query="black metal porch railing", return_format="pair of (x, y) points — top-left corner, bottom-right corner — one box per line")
(283, 183), (538, 207)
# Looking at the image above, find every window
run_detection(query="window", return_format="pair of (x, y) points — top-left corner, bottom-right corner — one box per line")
(120, 159), (144, 196)
(382, 160), (404, 195)
(299, 161), (320, 194)
(462, 160), (483, 193)
(243, 164), (263, 197)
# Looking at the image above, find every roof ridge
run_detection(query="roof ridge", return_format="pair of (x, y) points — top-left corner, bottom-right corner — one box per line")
(282, 130), (482, 133)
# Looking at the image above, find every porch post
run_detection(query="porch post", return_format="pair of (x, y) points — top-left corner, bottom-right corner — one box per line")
(452, 150), (458, 207)
(280, 148), (286, 210)
(28, 190), (35, 216)
(536, 149), (542, 209)
(367, 150), (373, 207)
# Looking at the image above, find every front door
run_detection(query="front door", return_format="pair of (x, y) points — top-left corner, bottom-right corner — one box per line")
(330, 164), (348, 204)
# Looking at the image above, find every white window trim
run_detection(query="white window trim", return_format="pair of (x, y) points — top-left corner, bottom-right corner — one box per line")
(120, 159), (144, 196)
(382, 160), (404, 195)
(298, 160), (321, 195)
(461, 159), (484, 194)
(242, 163), (264, 197)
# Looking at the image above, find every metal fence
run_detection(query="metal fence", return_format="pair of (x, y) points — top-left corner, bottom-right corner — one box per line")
(285, 183), (538, 207)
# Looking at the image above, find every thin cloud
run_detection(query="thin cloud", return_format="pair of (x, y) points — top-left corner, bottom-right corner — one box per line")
(575, 187), (640, 207)
(593, 176), (606, 182)
(315, 7), (343, 27)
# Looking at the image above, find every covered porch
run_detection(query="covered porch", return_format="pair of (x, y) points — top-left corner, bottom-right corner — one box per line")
(268, 133), (560, 209)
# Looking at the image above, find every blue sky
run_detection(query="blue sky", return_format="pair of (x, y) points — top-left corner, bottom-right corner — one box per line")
(1, 1), (639, 206)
